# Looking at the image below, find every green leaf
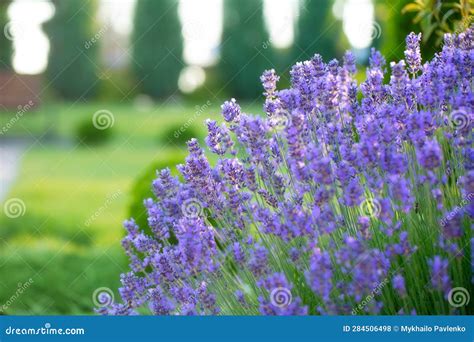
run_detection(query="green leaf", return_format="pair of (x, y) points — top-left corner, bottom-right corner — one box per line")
(402, 3), (423, 13)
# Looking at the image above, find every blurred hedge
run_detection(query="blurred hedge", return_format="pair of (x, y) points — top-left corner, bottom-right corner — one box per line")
(75, 118), (113, 146)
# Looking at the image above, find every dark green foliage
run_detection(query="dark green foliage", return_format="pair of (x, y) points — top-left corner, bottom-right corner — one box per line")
(374, 0), (457, 63)
(76, 118), (113, 145)
(132, 0), (183, 99)
(0, 0), (12, 70)
(128, 154), (185, 239)
(43, 0), (99, 100)
(293, 0), (346, 63)
(375, 0), (415, 63)
(218, 0), (273, 100)
(400, 0), (472, 59)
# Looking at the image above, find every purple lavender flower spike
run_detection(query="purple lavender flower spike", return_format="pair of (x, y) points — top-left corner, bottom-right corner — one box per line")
(418, 139), (443, 170)
(205, 119), (233, 155)
(405, 32), (422, 75)
(428, 256), (451, 295)
(392, 274), (407, 297)
(261, 69), (280, 97)
(221, 98), (241, 123)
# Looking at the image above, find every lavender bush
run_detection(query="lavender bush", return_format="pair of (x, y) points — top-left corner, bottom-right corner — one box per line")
(102, 29), (473, 315)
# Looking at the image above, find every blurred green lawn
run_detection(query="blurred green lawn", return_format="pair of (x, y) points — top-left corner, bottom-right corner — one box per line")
(0, 101), (255, 314)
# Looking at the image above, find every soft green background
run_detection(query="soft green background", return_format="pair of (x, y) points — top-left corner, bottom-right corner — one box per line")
(0, 102), (253, 314)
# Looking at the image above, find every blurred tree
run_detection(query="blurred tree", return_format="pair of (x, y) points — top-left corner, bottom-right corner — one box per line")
(293, 0), (346, 63)
(44, 0), (99, 100)
(218, 0), (273, 99)
(0, 0), (12, 70)
(132, 0), (183, 99)
(375, 0), (472, 63)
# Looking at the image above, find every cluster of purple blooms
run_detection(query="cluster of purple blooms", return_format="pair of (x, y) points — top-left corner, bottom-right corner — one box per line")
(102, 29), (473, 315)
